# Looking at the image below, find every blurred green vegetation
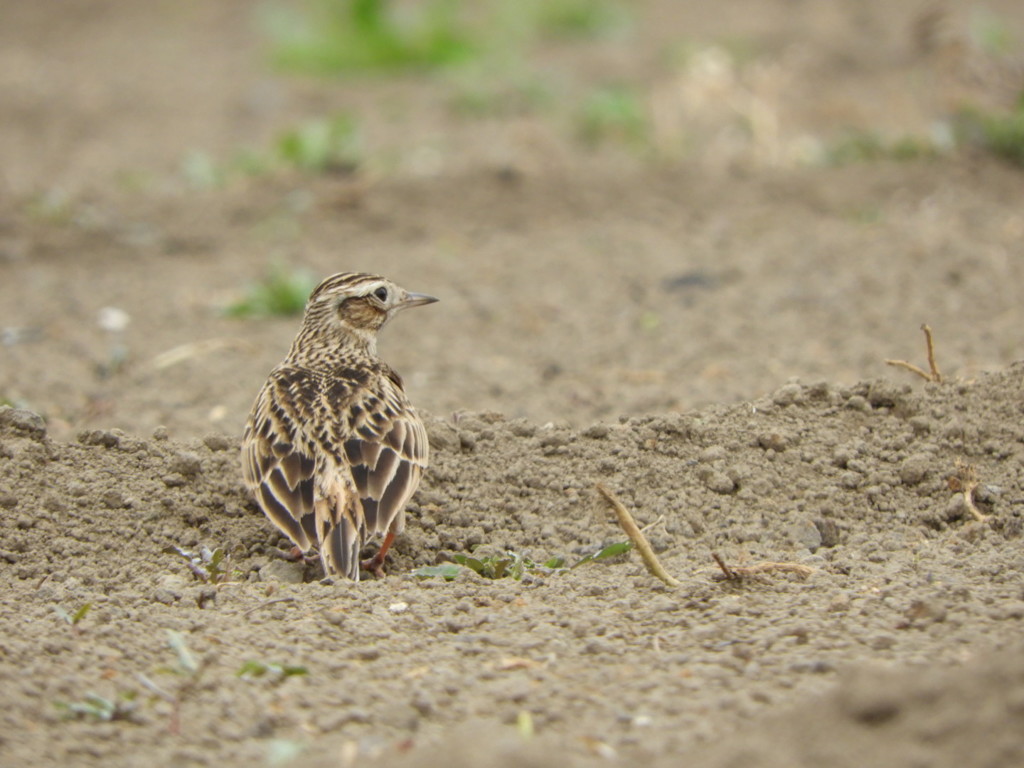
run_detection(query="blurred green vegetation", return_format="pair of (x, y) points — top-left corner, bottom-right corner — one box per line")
(262, 0), (631, 76)
(180, 114), (361, 189)
(226, 263), (318, 318)
(529, 0), (628, 40)
(173, 2), (1024, 180)
(264, 0), (477, 74)
(277, 115), (361, 172)
(969, 8), (1017, 55)
(823, 129), (942, 166)
(447, 67), (555, 117)
(577, 86), (648, 147)
(955, 95), (1024, 168)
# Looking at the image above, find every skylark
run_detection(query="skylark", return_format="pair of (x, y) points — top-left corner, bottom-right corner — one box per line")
(241, 272), (437, 581)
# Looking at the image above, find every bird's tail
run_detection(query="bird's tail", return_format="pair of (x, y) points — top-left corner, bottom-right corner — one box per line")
(315, 494), (363, 580)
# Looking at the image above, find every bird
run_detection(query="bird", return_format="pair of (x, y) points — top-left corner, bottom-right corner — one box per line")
(241, 272), (437, 581)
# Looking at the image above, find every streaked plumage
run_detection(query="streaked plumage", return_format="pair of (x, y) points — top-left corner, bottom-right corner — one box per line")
(241, 272), (437, 580)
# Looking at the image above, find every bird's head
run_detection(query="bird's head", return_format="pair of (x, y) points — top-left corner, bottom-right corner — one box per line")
(298, 272), (438, 355)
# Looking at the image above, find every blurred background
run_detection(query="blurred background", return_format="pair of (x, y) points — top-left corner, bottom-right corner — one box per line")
(1, 0), (1023, 438)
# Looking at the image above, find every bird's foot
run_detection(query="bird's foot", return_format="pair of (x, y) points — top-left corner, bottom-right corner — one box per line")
(360, 553), (388, 579)
(360, 529), (396, 578)
(274, 545), (320, 566)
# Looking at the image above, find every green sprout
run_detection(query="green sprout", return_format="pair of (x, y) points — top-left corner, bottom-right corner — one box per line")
(166, 631), (201, 676)
(531, 0), (626, 40)
(277, 115), (361, 173)
(225, 264), (317, 319)
(578, 86), (648, 147)
(824, 129), (939, 165)
(264, 0), (477, 75)
(164, 545), (238, 584)
(53, 602), (92, 627)
(955, 96), (1024, 168)
(137, 631), (206, 735)
(237, 660), (310, 681)
(180, 150), (225, 189)
(969, 9), (1016, 56)
(54, 692), (138, 722)
(412, 563), (463, 580)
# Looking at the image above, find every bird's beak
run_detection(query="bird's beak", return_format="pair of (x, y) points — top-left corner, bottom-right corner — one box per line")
(400, 292), (439, 309)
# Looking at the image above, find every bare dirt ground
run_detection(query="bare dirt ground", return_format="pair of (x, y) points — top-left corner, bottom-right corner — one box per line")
(2, 1), (1024, 766)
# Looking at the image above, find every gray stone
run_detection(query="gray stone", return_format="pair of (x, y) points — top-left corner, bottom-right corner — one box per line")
(785, 518), (822, 552)
(259, 560), (306, 584)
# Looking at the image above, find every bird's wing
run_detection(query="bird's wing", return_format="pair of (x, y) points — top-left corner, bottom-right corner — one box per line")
(339, 369), (429, 539)
(244, 365), (427, 580)
(241, 367), (320, 551)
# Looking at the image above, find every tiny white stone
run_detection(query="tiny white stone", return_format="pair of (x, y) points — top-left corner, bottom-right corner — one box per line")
(388, 602), (409, 614)
(97, 306), (130, 333)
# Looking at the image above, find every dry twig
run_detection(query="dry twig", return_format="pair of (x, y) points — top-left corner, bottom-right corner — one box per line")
(948, 459), (989, 522)
(595, 484), (681, 587)
(711, 551), (734, 579)
(243, 597), (298, 617)
(885, 324), (943, 382)
(149, 338), (255, 370)
(711, 551), (814, 581)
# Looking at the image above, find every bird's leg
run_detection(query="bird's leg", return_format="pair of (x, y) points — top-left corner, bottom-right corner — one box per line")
(360, 530), (396, 578)
(277, 545), (320, 566)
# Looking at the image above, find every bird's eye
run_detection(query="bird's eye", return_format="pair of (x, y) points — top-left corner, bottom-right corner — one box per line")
(373, 286), (389, 302)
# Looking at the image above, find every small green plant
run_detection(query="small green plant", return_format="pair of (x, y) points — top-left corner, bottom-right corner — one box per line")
(179, 113), (362, 188)
(137, 631), (206, 735)
(237, 660), (310, 681)
(180, 150), (225, 189)
(413, 563), (463, 580)
(969, 9), (1016, 56)
(230, 148), (275, 177)
(956, 97), (1024, 167)
(530, 0), (626, 40)
(452, 550), (563, 580)
(24, 188), (75, 224)
(54, 692), (138, 722)
(824, 129), (939, 165)
(264, 0), (477, 75)
(53, 602), (92, 628)
(577, 86), (648, 147)
(164, 545), (238, 584)
(165, 630), (201, 676)
(413, 541), (632, 580)
(277, 115), (361, 173)
(447, 68), (554, 117)
(226, 264), (317, 319)
(567, 540), (633, 567)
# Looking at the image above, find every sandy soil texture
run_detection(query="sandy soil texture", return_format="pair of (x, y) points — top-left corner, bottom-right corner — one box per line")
(2, 1), (1024, 766)
(2, 366), (1024, 767)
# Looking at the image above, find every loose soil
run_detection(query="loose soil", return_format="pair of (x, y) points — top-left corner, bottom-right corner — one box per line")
(2, 2), (1024, 767)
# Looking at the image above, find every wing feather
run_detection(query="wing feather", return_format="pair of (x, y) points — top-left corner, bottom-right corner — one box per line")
(367, 448), (399, 498)
(241, 372), (318, 551)
(344, 385), (428, 539)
